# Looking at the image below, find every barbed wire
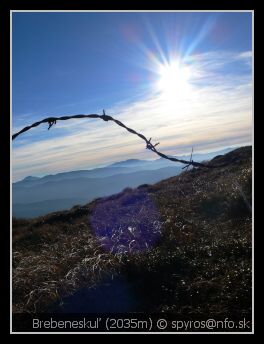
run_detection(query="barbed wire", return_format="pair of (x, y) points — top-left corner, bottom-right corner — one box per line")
(12, 111), (226, 169)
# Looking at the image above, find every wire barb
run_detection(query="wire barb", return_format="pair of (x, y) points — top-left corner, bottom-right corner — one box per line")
(146, 137), (153, 150)
(47, 119), (57, 130)
(182, 147), (194, 171)
(102, 109), (109, 121)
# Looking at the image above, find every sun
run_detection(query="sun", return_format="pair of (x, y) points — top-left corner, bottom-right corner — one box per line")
(157, 60), (191, 101)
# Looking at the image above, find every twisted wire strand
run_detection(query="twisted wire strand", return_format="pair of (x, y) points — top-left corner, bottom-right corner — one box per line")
(12, 112), (226, 169)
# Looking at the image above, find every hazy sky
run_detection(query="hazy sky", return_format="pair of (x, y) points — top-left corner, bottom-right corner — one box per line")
(12, 11), (253, 181)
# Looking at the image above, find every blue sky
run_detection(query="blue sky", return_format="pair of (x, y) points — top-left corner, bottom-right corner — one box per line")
(12, 11), (253, 181)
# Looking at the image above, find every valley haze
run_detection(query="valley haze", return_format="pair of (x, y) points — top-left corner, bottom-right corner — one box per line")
(13, 147), (234, 218)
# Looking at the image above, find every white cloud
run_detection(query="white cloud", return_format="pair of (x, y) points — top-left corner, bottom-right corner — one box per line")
(12, 50), (252, 181)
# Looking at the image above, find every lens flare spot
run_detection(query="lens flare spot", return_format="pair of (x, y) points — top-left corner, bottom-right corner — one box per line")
(90, 189), (162, 254)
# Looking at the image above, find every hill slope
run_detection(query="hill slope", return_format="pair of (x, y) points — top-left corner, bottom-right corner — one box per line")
(12, 146), (252, 317)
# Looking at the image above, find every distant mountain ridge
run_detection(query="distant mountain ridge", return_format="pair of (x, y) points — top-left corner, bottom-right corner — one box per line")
(15, 147), (234, 185)
(13, 147), (236, 218)
(13, 166), (182, 218)
(22, 176), (39, 181)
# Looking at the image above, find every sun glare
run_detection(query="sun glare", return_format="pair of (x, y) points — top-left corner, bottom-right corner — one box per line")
(157, 60), (191, 98)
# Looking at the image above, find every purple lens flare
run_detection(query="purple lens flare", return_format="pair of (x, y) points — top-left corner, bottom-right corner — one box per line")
(90, 189), (162, 254)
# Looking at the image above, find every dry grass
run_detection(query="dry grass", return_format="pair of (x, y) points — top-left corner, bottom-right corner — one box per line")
(13, 215), (123, 312)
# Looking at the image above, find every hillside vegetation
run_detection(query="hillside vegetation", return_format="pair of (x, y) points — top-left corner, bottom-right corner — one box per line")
(12, 146), (252, 316)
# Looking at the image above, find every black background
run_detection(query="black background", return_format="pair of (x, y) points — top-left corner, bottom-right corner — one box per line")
(1, 0), (257, 336)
